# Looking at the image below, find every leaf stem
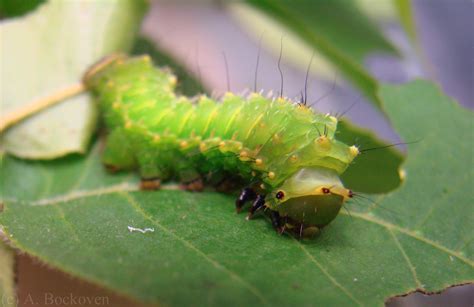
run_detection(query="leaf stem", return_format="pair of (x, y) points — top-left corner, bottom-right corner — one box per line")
(0, 83), (86, 133)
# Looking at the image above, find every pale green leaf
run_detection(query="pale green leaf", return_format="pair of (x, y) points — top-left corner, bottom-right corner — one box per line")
(0, 0), (147, 159)
(237, 0), (398, 106)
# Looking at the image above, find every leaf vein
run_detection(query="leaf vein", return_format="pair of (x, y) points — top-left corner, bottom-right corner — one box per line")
(343, 211), (473, 267)
(292, 238), (363, 306)
(388, 228), (422, 288)
(121, 192), (269, 306)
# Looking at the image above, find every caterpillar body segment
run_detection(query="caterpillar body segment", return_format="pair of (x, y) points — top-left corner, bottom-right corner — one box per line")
(85, 55), (359, 236)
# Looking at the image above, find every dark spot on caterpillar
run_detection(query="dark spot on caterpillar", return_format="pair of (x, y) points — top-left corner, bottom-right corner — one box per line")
(276, 191), (285, 200)
(322, 188), (331, 194)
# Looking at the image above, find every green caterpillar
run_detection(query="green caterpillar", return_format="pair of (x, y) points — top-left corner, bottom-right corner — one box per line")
(84, 54), (359, 236)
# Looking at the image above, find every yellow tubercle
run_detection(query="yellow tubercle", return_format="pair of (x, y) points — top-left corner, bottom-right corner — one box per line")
(268, 172), (275, 179)
(399, 168), (407, 181)
(349, 145), (360, 157)
(223, 92), (235, 99)
(315, 135), (331, 149)
(247, 92), (261, 99)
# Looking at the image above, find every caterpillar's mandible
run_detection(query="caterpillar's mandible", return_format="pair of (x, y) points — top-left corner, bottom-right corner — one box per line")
(84, 55), (359, 237)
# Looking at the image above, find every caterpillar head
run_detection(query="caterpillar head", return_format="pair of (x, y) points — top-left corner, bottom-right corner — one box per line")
(267, 167), (352, 229)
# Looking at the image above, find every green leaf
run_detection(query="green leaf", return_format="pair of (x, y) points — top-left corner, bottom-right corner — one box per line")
(338, 120), (404, 194)
(0, 241), (16, 307)
(237, 0), (398, 106)
(1, 80), (472, 305)
(0, 0), (147, 159)
(393, 0), (418, 45)
(0, 0), (45, 18)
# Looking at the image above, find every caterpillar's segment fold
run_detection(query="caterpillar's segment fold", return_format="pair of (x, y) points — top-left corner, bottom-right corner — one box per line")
(86, 55), (359, 236)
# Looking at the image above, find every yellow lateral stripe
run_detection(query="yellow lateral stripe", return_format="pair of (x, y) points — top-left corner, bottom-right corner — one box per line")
(245, 113), (264, 140)
(224, 105), (244, 135)
(177, 109), (194, 134)
(154, 107), (173, 125)
(202, 106), (219, 135)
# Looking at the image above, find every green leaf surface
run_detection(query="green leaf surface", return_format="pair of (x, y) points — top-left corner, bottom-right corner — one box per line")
(0, 0), (147, 159)
(0, 241), (16, 307)
(1, 80), (472, 306)
(0, 0), (45, 18)
(241, 0), (398, 106)
(338, 120), (404, 194)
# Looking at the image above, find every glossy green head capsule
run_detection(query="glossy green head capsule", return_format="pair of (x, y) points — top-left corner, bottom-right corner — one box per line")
(266, 167), (353, 233)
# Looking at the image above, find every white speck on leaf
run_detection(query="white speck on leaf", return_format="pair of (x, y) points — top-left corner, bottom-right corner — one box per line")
(353, 278), (358, 282)
(127, 226), (155, 234)
(449, 255), (454, 262)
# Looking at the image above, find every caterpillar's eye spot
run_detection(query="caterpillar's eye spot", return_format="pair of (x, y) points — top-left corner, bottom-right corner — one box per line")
(276, 191), (285, 200)
(268, 172), (275, 179)
(322, 187), (331, 194)
(348, 190), (354, 198)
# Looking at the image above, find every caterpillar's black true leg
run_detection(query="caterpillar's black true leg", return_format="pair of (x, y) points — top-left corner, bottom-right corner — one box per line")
(247, 194), (266, 219)
(235, 187), (256, 213)
(140, 177), (161, 190)
(270, 210), (285, 234)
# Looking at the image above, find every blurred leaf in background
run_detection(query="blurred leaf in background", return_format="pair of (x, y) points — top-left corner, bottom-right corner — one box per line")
(232, 0), (399, 107)
(0, 0), (147, 159)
